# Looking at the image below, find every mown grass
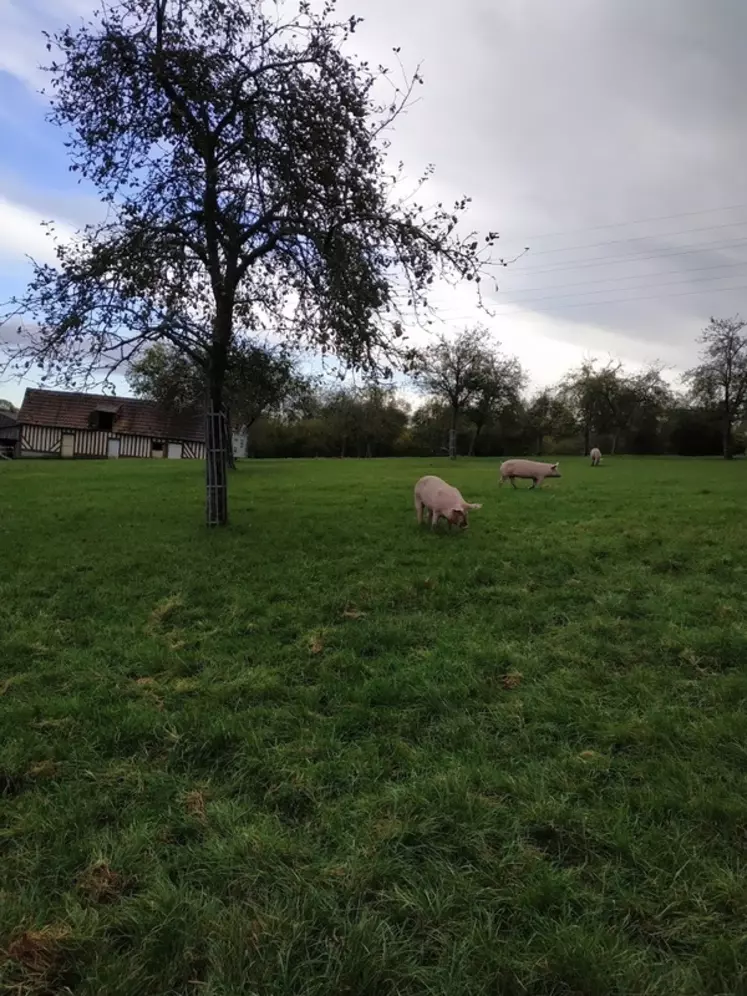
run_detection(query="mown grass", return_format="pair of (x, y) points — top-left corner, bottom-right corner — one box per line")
(1, 455), (747, 996)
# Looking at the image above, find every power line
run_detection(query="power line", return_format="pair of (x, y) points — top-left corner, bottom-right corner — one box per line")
(503, 259), (747, 301)
(496, 269), (744, 308)
(508, 236), (747, 277)
(488, 281), (747, 317)
(513, 200), (747, 243)
(405, 252), (747, 322)
(525, 219), (747, 257)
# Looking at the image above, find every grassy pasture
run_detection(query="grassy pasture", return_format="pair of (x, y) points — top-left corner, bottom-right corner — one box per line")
(1, 456), (747, 995)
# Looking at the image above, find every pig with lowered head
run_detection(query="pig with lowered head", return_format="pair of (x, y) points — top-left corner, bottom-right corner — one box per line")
(590, 447), (602, 466)
(499, 458), (561, 489)
(414, 475), (482, 530)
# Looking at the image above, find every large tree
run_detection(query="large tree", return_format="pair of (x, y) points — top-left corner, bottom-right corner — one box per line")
(127, 344), (203, 414)
(320, 384), (408, 458)
(128, 340), (311, 461)
(465, 353), (525, 456)
(409, 399), (453, 456)
(625, 366), (673, 453)
(356, 384), (409, 458)
(685, 316), (747, 459)
(3, 0), (498, 524)
(411, 325), (497, 459)
(320, 388), (360, 460)
(559, 360), (621, 455)
(589, 361), (629, 455)
(559, 359), (674, 455)
(557, 362), (596, 456)
(525, 389), (575, 455)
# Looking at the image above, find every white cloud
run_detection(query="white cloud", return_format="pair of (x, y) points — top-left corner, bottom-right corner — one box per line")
(331, 0), (747, 364)
(397, 276), (696, 393)
(0, 196), (73, 264)
(0, 0), (93, 92)
(0, 3), (47, 91)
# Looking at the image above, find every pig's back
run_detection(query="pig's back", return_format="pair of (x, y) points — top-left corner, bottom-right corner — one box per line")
(501, 459), (549, 476)
(415, 475), (460, 507)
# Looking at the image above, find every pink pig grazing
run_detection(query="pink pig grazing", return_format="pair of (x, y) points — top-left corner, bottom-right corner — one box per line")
(499, 458), (561, 489)
(414, 475), (482, 530)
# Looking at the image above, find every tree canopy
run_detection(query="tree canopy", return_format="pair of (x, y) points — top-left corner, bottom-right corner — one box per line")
(685, 315), (747, 459)
(128, 341), (311, 427)
(558, 359), (672, 455)
(410, 326), (521, 458)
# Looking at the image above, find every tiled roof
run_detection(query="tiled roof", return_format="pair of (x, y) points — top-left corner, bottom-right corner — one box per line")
(18, 388), (205, 442)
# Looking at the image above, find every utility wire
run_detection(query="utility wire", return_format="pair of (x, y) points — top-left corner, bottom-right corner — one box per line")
(512, 200), (747, 242)
(496, 269), (743, 307)
(487, 282), (747, 316)
(432, 258), (747, 317)
(503, 259), (747, 301)
(508, 236), (747, 276)
(523, 219), (747, 257)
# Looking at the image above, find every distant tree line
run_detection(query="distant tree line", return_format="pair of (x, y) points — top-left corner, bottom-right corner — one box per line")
(128, 315), (747, 460)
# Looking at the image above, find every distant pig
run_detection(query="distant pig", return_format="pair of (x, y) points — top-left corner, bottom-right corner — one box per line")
(590, 447), (602, 466)
(414, 475), (482, 530)
(499, 458), (561, 489)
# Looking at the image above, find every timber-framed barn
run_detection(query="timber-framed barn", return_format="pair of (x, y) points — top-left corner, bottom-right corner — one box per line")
(15, 388), (206, 460)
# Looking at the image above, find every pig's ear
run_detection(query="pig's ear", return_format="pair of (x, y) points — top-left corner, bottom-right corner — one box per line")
(465, 502), (482, 510)
(552, 462), (559, 469)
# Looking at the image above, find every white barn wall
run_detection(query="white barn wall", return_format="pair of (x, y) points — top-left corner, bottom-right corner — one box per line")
(183, 442), (206, 459)
(120, 434), (151, 458)
(20, 425), (205, 459)
(21, 425), (61, 454)
(74, 429), (109, 457)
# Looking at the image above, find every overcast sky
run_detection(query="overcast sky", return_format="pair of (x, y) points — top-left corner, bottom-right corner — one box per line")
(1, 0), (746, 405)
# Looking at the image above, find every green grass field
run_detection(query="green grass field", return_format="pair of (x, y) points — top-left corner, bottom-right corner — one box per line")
(2, 456), (747, 995)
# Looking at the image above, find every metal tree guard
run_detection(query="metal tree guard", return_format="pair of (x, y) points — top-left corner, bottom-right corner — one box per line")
(205, 408), (228, 526)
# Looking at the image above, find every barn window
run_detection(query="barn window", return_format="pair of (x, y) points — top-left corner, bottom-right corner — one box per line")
(96, 411), (115, 431)
(89, 404), (119, 431)
(152, 441), (164, 452)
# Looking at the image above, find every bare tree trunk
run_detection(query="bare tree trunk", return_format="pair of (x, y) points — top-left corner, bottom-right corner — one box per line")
(224, 405), (236, 469)
(583, 422), (590, 456)
(536, 432), (544, 455)
(611, 430), (619, 456)
(723, 421), (733, 459)
(449, 407), (458, 460)
(468, 431), (475, 457)
(468, 423), (485, 457)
